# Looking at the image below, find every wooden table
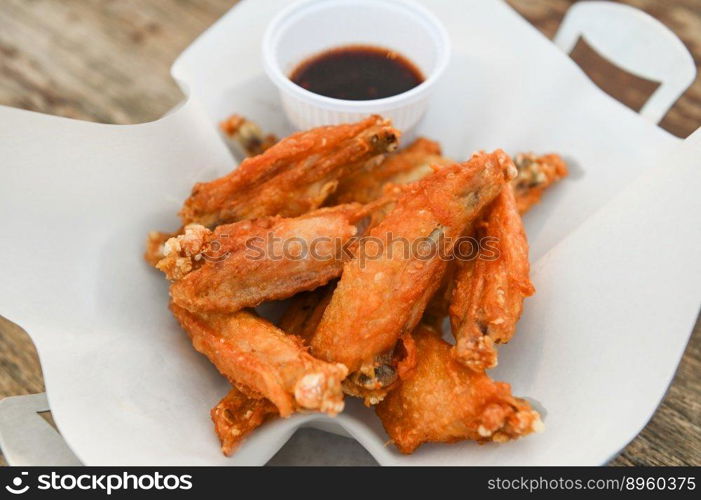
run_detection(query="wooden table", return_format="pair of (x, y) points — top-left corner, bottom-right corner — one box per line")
(0, 0), (699, 466)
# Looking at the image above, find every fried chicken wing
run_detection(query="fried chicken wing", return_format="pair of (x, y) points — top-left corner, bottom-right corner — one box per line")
(159, 204), (364, 313)
(444, 153), (567, 369)
(512, 152), (568, 214)
(311, 150), (517, 402)
(375, 325), (543, 454)
(449, 185), (535, 370)
(220, 114), (278, 157)
(171, 303), (347, 417)
(422, 152), (567, 347)
(211, 386), (278, 456)
(330, 137), (452, 204)
(180, 115), (399, 227)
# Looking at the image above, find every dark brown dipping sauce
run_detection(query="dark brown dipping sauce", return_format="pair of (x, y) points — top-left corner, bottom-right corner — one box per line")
(290, 45), (425, 101)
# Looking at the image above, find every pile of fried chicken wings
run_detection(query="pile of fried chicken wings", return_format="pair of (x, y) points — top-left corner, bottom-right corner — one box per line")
(145, 115), (567, 455)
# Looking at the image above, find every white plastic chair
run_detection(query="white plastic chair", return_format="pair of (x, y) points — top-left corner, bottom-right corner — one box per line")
(554, 1), (696, 124)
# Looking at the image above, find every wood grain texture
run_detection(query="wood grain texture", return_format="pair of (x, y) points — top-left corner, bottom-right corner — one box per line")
(0, 0), (699, 466)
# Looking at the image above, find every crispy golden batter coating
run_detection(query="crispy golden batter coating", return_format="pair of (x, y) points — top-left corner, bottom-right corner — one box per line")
(220, 114), (278, 157)
(311, 150), (517, 398)
(156, 224), (213, 281)
(375, 325), (543, 454)
(512, 153), (568, 214)
(144, 230), (175, 267)
(159, 204), (363, 313)
(211, 387), (278, 456)
(170, 304), (347, 417)
(422, 152), (567, 347)
(180, 115), (399, 227)
(330, 137), (451, 204)
(280, 284), (418, 405)
(449, 185), (535, 371)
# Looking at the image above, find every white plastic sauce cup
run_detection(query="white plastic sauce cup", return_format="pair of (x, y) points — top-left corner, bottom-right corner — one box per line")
(262, 0), (451, 132)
